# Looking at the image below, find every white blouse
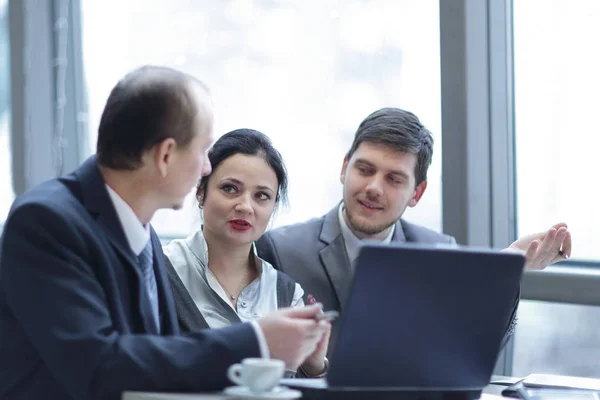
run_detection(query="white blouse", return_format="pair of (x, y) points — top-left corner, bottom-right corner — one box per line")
(163, 230), (304, 329)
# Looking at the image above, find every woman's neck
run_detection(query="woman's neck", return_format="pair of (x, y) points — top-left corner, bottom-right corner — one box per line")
(202, 228), (254, 277)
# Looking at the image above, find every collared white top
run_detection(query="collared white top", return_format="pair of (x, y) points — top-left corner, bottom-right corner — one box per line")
(163, 229), (304, 329)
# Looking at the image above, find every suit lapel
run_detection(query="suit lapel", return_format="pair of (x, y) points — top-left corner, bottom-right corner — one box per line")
(74, 156), (159, 334)
(392, 219), (407, 243)
(318, 207), (407, 310)
(150, 230), (179, 335)
(319, 206), (352, 311)
(75, 156), (139, 268)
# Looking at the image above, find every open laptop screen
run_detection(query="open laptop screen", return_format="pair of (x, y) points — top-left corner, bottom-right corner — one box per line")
(327, 243), (525, 390)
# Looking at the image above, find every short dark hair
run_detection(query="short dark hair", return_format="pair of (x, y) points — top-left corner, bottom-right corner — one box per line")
(197, 129), (288, 209)
(96, 65), (208, 170)
(346, 107), (434, 185)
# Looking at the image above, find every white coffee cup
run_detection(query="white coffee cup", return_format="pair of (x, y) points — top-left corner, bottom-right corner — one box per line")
(227, 358), (285, 393)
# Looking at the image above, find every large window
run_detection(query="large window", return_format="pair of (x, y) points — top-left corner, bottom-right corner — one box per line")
(513, 0), (600, 377)
(81, 0), (442, 238)
(514, 300), (600, 378)
(0, 0), (13, 224)
(514, 0), (600, 262)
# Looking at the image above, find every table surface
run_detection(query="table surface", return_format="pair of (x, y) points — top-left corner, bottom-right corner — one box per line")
(123, 377), (516, 400)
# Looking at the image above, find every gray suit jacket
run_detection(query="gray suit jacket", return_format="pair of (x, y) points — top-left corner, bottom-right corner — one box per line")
(256, 205), (518, 352)
(256, 205), (455, 312)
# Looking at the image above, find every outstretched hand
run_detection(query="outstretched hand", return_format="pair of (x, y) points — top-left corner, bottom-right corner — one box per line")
(506, 222), (571, 270)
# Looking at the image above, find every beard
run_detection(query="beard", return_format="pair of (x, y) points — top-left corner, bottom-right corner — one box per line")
(344, 206), (397, 238)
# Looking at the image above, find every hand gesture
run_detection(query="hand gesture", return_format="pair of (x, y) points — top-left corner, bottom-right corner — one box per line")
(506, 222), (571, 270)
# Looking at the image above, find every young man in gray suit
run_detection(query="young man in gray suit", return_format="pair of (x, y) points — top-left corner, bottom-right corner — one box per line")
(256, 107), (571, 349)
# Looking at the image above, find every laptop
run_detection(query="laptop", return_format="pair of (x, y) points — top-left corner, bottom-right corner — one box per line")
(284, 242), (525, 400)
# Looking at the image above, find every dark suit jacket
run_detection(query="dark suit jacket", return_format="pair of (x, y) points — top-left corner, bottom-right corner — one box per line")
(0, 156), (260, 400)
(256, 205), (518, 352)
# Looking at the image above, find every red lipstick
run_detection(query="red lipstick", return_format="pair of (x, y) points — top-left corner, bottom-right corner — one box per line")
(229, 219), (252, 231)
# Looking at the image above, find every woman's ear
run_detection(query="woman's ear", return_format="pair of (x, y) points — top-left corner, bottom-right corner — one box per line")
(197, 187), (205, 209)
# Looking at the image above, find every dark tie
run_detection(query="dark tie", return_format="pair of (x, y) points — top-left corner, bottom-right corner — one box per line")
(138, 240), (160, 333)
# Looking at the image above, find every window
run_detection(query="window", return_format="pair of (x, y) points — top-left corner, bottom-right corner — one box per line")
(0, 0), (13, 224)
(81, 0), (442, 238)
(514, 0), (600, 261)
(513, 0), (600, 377)
(513, 300), (600, 378)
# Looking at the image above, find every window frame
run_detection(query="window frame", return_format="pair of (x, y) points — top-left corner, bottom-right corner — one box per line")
(8, 0), (87, 198)
(440, 0), (600, 375)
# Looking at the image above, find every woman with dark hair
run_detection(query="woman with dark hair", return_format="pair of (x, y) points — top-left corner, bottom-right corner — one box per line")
(163, 128), (330, 378)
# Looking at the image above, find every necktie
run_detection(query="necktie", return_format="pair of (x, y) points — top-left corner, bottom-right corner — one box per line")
(138, 240), (160, 333)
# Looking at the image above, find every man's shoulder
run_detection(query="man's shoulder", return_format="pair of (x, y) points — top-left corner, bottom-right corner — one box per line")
(262, 215), (325, 246)
(7, 176), (83, 225)
(256, 215), (326, 269)
(399, 219), (456, 244)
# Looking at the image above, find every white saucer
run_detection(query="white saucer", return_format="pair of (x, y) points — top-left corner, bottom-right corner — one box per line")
(223, 385), (302, 399)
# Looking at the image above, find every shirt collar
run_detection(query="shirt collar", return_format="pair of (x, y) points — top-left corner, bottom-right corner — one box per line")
(184, 228), (263, 275)
(105, 184), (150, 256)
(338, 203), (395, 264)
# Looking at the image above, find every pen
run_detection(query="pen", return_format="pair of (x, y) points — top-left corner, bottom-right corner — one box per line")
(315, 310), (339, 322)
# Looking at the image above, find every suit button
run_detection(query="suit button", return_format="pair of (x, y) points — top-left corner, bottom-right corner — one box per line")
(240, 301), (247, 308)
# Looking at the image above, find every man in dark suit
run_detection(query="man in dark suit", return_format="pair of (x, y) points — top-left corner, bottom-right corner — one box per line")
(257, 107), (571, 349)
(0, 66), (328, 400)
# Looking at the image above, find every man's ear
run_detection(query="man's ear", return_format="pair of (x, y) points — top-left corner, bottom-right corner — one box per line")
(154, 138), (177, 178)
(408, 181), (428, 208)
(340, 155), (350, 184)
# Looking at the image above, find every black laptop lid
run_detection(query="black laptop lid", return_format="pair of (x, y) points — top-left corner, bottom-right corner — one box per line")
(327, 243), (525, 390)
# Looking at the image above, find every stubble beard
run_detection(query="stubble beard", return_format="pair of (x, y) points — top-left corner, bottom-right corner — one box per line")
(344, 205), (397, 238)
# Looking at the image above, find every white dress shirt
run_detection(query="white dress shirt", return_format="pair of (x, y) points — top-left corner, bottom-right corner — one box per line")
(338, 203), (395, 265)
(105, 185), (150, 254)
(104, 185), (270, 356)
